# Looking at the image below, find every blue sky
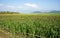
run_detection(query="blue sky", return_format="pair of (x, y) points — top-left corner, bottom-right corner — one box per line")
(0, 0), (60, 13)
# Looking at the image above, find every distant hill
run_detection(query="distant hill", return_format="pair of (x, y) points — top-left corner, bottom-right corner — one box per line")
(32, 11), (42, 13)
(32, 10), (60, 14)
(49, 10), (60, 13)
(0, 11), (20, 14)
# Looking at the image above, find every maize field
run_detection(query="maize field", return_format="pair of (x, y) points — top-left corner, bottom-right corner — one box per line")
(0, 14), (60, 38)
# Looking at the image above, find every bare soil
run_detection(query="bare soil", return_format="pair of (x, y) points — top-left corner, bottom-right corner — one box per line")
(0, 30), (12, 38)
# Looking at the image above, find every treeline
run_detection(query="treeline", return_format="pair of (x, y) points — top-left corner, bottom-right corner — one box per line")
(0, 11), (20, 14)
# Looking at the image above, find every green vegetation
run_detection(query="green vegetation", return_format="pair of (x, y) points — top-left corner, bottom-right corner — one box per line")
(0, 14), (60, 38)
(0, 11), (20, 14)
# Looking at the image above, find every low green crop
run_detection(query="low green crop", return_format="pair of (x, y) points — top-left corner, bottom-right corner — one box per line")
(0, 14), (60, 38)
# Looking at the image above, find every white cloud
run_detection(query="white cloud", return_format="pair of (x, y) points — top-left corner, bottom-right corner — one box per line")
(7, 5), (15, 9)
(0, 3), (39, 12)
(24, 3), (38, 8)
(7, 5), (24, 9)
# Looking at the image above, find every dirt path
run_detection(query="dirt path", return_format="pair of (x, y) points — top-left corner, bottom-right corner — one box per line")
(0, 29), (12, 38)
(0, 29), (25, 38)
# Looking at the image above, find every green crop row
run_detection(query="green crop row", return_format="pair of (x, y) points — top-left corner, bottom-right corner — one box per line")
(0, 14), (60, 38)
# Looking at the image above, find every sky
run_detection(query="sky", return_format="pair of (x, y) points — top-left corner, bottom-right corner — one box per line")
(0, 0), (60, 13)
